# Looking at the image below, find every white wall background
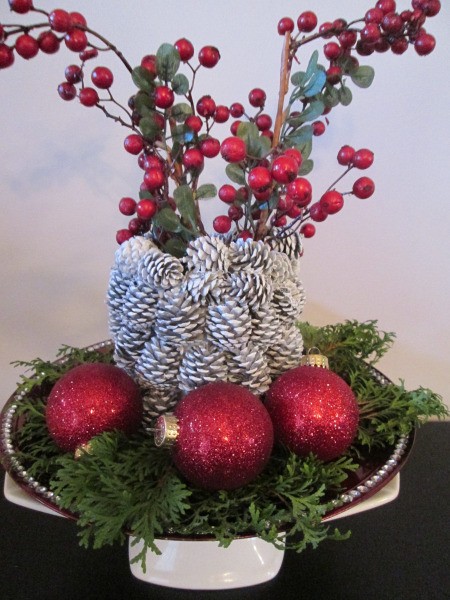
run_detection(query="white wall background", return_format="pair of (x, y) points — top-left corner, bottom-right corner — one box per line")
(0, 0), (449, 409)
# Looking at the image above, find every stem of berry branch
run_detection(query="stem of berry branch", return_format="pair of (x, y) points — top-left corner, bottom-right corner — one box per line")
(255, 31), (292, 240)
(79, 25), (133, 73)
(326, 166), (353, 191)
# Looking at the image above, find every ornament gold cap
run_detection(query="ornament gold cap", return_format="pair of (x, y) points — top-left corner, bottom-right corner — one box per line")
(154, 414), (179, 448)
(300, 347), (329, 369)
(74, 441), (93, 460)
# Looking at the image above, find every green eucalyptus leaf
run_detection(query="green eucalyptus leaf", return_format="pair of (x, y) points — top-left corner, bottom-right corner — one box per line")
(163, 237), (187, 258)
(237, 121), (260, 141)
(351, 65), (375, 89)
(305, 50), (319, 81)
(139, 114), (162, 140)
(139, 190), (153, 200)
(156, 43), (180, 82)
(295, 138), (313, 161)
(196, 184), (217, 199)
(287, 124), (313, 145)
(323, 85), (340, 108)
(132, 66), (155, 93)
(171, 73), (190, 95)
(134, 91), (154, 115)
(226, 163), (246, 185)
(339, 86), (353, 106)
(291, 71), (307, 87)
(171, 124), (188, 144)
(299, 159), (314, 176)
(303, 69), (327, 98)
(153, 207), (183, 233)
(338, 55), (359, 75)
(173, 185), (198, 232)
(171, 102), (193, 123)
(258, 134), (272, 156)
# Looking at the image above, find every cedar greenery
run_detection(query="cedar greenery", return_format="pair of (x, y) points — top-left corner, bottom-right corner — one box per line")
(6, 321), (447, 570)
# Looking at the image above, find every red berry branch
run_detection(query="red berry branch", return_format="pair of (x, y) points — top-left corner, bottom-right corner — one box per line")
(0, 0), (441, 254)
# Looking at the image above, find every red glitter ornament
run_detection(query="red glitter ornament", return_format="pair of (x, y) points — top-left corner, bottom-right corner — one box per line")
(154, 381), (274, 491)
(265, 357), (359, 461)
(45, 363), (142, 453)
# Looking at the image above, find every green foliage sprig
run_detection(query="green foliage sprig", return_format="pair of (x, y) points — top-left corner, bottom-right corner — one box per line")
(5, 321), (447, 570)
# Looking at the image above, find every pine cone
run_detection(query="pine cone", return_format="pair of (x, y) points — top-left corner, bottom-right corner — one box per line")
(267, 229), (303, 259)
(228, 271), (274, 310)
(265, 325), (304, 377)
(108, 308), (123, 340)
(113, 323), (152, 363)
(106, 268), (131, 311)
(250, 304), (283, 349)
(154, 289), (206, 344)
(183, 235), (230, 272)
(272, 279), (306, 323)
(121, 279), (159, 332)
(138, 249), (184, 291)
(228, 346), (272, 395)
(135, 337), (182, 389)
(178, 341), (228, 392)
(115, 235), (158, 277)
(142, 385), (181, 424)
(269, 252), (294, 284)
(182, 269), (226, 304)
(228, 239), (274, 273)
(206, 298), (252, 351)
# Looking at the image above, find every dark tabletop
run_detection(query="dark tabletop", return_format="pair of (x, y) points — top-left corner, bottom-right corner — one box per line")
(1, 422), (449, 600)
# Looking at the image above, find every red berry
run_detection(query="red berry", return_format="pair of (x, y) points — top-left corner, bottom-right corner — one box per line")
(356, 41), (375, 57)
(220, 137), (246, 163)
(376, 0), (396, 15)
(297, 11), (318, 33)
(8, 0), (33, 13)
(119, 197), (137, 216)
(185, 115), (203, 132)
(365, 8), (384, 23)
(65, 64), (82, 84)
(37, 31), (60, 54)
(332, 18), (348, 30)
(319, 22), (334, 38)
(248, 88), (266, 108)
(128, 218), (144, 235)
(320, 190), (344, 214)
(143, 168), (165, 190)
(326, 66), (342, 85)
(248, 166), (272, 192)
(254, 188), (272, 202)
(337, 145), (355, 166)
(255, 113), (272, 132)
(174, 38), (194, 62)
(0, 44), (14, 69)
(214, 105), (230, 123)
(228, 205), (244, 221)
(69, 12), (87, 27)
(79, 87), (99, 107)
(309, 202), (328, 222)
(287, 204), (303, 218)
(116, 229), (133, 244)
(229, 103), (244, 118)
(381, 13), (404, 34)
(353, 176), (375, 199)
(124, 134), (144, 155)
(238, 230), (253, 241)
(79, 48), (98, 61)
(15, 34), (39, 59)
(360, 23), (382, 44)
(198, 45), (220, 68)
(271, 156), (298, 184)
(230, 120), (242, 136)
(338, 30), (357, 49)
(140, 55), (157, 77)
(278, 17), (295, 35)
(154, 85), (174, 109)
(143, 155), (163, 171)
(65, 29), (88, 52)
(277, 195), (295, 211)
(213, 215), (232, 234)
(323, 41), (342, 60)
(390, 37), (409, 54)
(218, 184), (237, 204)
(353, 148), (374, 169)
(284, 148), (303, 168)
(57, 81), (77, 101)
(182, 148), (204, 171)
(91, 66), (114, 89)
(199, 137), (220, 158)
(300, 223), (316, 238)
(422, 0), (441, 17)
(414, 33), (436, 55)
(286, 178), (312, 207)
(49, 9), (72, 33)
(272, 215), (287, 227)
(137, 199), (158, 220)
(312, 121), (326, 136)
(196, 95), (216, 118)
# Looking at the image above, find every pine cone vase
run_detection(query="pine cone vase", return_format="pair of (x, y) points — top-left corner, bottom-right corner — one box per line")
(178, 341), (228, 392)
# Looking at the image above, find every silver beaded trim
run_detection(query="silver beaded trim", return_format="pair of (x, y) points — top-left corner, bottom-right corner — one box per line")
(0, 340), (112, 509)
(0, 349), (411, 518)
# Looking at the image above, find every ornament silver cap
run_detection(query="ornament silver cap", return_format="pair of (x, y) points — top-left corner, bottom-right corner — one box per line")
(154, 414), (179, 447)
(300, 347), (329, 369)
